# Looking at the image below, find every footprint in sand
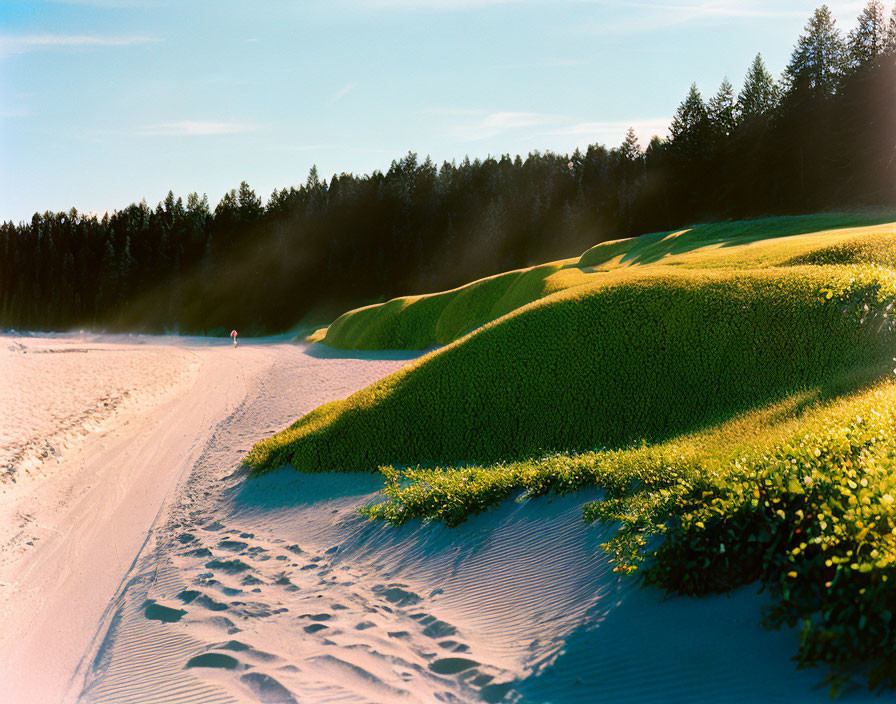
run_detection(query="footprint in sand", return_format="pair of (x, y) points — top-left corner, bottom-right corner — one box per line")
(206, 640), (281, 664)
(185, 547), (213, 558)
(218, 539), (249, 552)
(438, 640), (471, 653)
(195, 593), (230, 611)
(204, 615), (239, 633)
(143, 600), (186, 623)
(372, 584), (422, 607)
(239, 672), (298, 704)
(428, 657), (480, 675)
(185, 653), (243, 670)
(205, 558), (252, 574)
(411, 612), (457, 639)
(177, 589), (201, 604)
(234, 602), (280, 618)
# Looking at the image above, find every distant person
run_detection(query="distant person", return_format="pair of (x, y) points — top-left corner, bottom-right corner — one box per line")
(230, 329), (238, 347)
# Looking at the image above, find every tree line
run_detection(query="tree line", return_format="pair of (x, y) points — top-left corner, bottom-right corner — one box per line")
(2, 2), (896, 335)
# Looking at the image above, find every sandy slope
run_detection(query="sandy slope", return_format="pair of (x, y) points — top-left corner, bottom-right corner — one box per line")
(0, 335), (411, 704)
(0, 334), (884, 703)
(1, 334), (200, 481)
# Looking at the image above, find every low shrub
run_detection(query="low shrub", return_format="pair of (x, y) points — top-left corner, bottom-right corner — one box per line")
(361, 380), (896, 694)
(587, 387), (896, 694)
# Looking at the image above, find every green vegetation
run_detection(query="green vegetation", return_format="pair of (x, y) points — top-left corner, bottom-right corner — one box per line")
(252, 262), (896, 476)
(361, 380), (896, 692)
(321, 213), (896, 351)
(247, 214), (896, 690)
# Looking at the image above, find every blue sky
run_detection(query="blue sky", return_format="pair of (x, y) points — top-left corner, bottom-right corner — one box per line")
(0, 0), (871, 223)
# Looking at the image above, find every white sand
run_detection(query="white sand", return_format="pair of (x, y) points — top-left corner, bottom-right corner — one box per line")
(1, 334), (200, 481)
(0, 334), (882, 703)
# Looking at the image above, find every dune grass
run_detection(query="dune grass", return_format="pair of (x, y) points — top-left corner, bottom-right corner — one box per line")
(249, 212), (896, 691)
(361, 377), (896, 692)
(249, 264), (896, 476)
(319, 261), (576, 350)
(319, 212), (896, 351)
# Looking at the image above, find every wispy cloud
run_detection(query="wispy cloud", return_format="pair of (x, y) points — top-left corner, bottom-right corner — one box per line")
(0, 105), (29, 120)
(544, 117), (670, 146)
(0, 34), (158, 58)
(571, 0), (849, 35)
(350, 0), (861, 20)
(450, 111), (554, 141)
(329, 82), (357, 105)
(424, 107), (488, 117)
(280, 144), (337, 152)
(137, 121), (254, 136)
(348, 0), (524, 10)
(46, 0), (159, 6)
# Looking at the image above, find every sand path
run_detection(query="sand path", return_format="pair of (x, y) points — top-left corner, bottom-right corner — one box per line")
(0, 337), (412, 704)
(0, 339), (252, 703)
(0, 335), (883, 703)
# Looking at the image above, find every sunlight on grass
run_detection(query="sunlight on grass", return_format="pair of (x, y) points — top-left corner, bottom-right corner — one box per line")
(321, 212), (896, 351)
(252, 213), (896, 691)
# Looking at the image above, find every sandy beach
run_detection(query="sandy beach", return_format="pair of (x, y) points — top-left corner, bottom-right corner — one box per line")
(0, 333), (882, 703)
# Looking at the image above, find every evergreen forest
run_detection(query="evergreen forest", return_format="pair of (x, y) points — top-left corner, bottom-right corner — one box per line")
(3, 3), (896, 335)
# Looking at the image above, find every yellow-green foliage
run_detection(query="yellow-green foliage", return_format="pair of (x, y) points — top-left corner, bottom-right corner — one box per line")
(248, 265), (896, 475)
(249, 213), (896, 689)
(360, 379), (896, 691)
(322, 261), (579, 350)
(578, 213), (896, 269)
(321, 212), (896, 351)
(782, 234), (896, 269)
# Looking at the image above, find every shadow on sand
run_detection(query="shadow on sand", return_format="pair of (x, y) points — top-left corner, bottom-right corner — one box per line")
(302, 342), (427, 362)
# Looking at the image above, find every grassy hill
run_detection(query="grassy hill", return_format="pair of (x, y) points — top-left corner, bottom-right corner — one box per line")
(249, 212), (896, 691)
(314, 212), (896, 351)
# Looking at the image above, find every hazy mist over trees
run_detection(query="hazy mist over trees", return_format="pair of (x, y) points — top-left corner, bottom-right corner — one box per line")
(3, 3), (896, 335)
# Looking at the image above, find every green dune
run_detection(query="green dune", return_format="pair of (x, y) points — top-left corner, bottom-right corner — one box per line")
(248, 212), (896, 690)
(250, 265), (896, 474)
(319, 212), (896, 352)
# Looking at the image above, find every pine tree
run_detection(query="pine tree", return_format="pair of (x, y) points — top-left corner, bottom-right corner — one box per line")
(237, 181), (262, 222)
(785, 5), (846, 99)
(619, 127), (641, 160)
(670, 83), (709, 157)
(848, 0), (888, 69)
(738, 54), (778, 119)
(306, 164), (321, 191)
(615, 128), (645, 205)
(708, 77), (737, 139)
